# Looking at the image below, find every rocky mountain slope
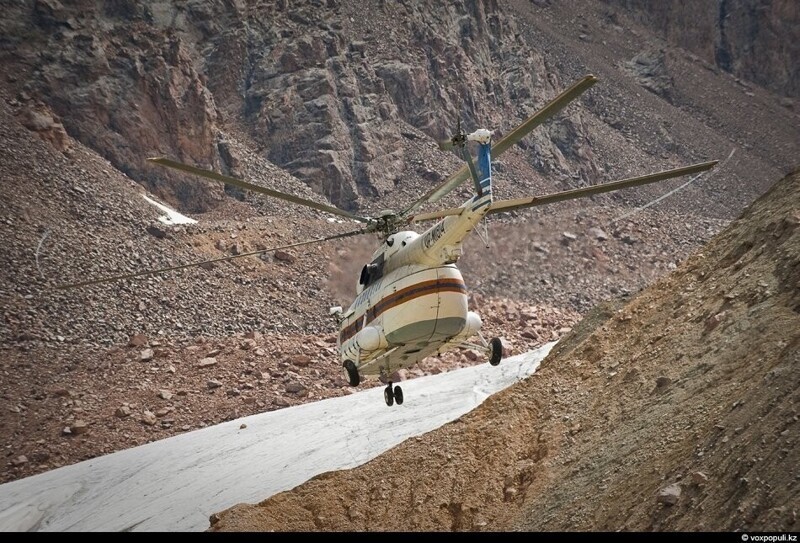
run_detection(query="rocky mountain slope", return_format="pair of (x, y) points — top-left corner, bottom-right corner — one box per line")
(1, 0), (799, 499)
(211, 168), (799, 532)
(602, 0), (800, 99)
(0, 88), (579, 485)
(1, 0), (796, 215)
(2, 0), (795, 346)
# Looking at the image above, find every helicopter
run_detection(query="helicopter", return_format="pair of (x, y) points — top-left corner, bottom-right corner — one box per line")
(60, 74), (718, 407)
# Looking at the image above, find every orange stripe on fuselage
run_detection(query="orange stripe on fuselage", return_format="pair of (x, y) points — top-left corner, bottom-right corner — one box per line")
(339, 278), (467, 343)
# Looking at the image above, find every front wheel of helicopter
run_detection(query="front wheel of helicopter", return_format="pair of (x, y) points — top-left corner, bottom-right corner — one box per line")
(393, 385), (404, 405)
(384, 384), (395, 407)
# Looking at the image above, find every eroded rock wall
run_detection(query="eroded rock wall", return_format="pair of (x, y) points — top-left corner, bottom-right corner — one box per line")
(602, 0), (800, 98)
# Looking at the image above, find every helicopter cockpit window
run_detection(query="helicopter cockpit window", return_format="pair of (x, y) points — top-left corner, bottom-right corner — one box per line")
(358, 254), (385, 288)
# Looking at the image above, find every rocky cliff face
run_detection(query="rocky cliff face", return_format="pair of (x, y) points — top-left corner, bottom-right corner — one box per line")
(601, 0), (800, 99)
(1, 0), (222, 210)
(4, 0), (794, 215)
(0, 0), (604, 212)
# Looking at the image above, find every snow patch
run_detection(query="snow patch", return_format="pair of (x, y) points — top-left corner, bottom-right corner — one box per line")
(142, 195), (197, 225)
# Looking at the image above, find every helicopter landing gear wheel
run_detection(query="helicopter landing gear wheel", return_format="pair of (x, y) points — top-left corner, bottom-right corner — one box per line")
(394, 385), (404, 406)
(489, 337), (503, 366)
(343, 360), (360, 387)
(384, 383), (394, 407)
(383, 383), (403, 407)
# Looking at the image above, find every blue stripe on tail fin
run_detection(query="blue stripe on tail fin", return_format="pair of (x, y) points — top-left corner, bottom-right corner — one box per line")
(477, 142), (491, 195)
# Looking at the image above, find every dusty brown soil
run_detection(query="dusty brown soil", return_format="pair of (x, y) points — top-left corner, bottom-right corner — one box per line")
(211, 171), (799, 532)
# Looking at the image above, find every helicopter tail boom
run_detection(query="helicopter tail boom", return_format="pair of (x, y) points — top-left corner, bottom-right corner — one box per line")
(396, 138), (496, 268)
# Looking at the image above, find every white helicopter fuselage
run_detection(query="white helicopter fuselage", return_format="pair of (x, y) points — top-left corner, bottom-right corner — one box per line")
(337, 135), (494, 379)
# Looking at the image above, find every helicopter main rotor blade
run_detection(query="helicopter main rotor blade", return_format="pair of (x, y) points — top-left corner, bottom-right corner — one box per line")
(407, 206), (463, 223)
(401, 74), (599, 218)
(486, 160), (719, 216)
(148, 158), (371, 224)
(490, 74), (598, 157)
(54, 228), (369, 291)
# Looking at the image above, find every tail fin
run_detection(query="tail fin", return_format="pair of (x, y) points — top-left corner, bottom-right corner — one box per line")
(468, 129), (492, 197)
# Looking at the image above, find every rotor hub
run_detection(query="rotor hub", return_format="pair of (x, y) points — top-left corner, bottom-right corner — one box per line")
(368, 212), (401, 238)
